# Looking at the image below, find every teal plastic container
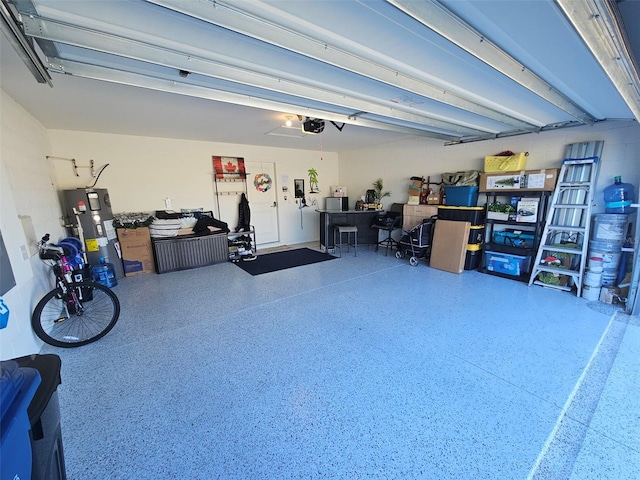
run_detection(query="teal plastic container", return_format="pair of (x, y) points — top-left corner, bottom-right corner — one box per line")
(604, 176), (635, 213)
(91, 258), (118, 288)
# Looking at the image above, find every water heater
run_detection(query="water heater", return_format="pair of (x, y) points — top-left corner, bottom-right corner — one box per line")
(62, 188), (124, 279)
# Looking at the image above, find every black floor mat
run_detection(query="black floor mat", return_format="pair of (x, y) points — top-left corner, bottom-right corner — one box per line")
(233, 247), (336, 275)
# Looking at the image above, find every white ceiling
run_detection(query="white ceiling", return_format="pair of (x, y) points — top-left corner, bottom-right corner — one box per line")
(1, 0), (639, 153)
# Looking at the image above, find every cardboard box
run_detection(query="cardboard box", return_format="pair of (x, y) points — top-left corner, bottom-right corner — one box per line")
(516, 199), (539, 222)
(427, 193), (440, 205)
(331, 186), (347, 197)
(430, 220), (470, 274)
(479, 168), (558, 192)
(116, 227), (155, 276)
(403, 204), (437, 230)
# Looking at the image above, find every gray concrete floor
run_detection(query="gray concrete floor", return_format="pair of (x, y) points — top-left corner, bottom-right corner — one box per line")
(41, 243), (639, 479)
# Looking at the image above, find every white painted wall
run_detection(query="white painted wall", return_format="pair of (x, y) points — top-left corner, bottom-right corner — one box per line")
(339, 120), (640, 213)
(2, 84), (639, 358)
(47, 131), (339, 246)
(0, 91), (66, 359)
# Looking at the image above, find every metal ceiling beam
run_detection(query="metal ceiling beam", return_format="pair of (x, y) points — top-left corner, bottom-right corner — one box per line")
(388, 0), (599, 125)
(47, 58), (462, 141)
(147, 0), (541, 132)
(21, 15), (488, 137)
(444, 120), (587, 146)
(0, 0), (52, 85)
(555, 0), (640, 123)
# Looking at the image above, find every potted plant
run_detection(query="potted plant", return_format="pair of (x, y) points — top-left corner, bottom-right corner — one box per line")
(487, 202), (516, 221)
(373, 178), (391, 207)
(308, 168), (320, 193)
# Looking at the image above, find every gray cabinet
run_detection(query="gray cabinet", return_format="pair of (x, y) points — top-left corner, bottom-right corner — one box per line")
(317, 210), (381, 251)
(152, 233), (228, 273)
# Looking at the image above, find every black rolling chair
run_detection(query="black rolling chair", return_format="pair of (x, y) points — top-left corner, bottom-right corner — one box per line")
(371, 203), (404, 255)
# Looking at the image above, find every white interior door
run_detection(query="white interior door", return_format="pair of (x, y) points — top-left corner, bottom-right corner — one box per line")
(245, 161), (279, 245)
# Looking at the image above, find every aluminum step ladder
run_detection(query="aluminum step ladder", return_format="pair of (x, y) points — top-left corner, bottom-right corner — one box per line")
(528, 141), (603, 296)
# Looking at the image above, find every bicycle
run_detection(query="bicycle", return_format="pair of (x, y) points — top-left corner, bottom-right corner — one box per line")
(31, 234), (121, 347)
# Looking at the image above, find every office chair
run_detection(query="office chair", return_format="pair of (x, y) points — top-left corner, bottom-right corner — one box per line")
(371, 203), (403, 255)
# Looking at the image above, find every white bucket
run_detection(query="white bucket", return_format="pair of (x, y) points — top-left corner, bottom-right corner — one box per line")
(588, 240), (621, 272)
(582, 284), (600, 301)
(592, 214), (628, 243)
(584, 270), (602, 287)
(588, 256), (603, 271)
(601, 270), (618, 287)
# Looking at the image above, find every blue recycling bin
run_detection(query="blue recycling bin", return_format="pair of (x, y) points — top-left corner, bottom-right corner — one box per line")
(15, 354), (67, 480)
(1, 360), (41, 480)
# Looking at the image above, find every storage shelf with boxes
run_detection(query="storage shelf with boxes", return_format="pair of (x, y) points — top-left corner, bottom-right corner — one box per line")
(479, 174), (554, 283)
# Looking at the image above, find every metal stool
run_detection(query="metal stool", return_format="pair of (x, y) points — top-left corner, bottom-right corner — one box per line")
(333, 225), (358, 257)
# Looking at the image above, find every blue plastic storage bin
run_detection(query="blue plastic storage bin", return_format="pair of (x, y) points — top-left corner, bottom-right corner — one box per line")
(492, 230), (535, 248)
(1, 360), (41, 480)
(444, 186), (479, 207)
(485, 251), (528, 276)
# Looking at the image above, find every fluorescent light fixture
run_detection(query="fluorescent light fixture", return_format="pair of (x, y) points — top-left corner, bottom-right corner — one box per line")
(0, 0), (52, 86)
(266, 125), (305, 139)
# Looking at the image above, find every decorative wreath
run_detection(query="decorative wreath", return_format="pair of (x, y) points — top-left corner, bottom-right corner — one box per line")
(254, 173), (272, 192)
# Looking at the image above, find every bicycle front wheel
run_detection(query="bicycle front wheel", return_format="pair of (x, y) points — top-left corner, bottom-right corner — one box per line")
(32, 281), (121, 347)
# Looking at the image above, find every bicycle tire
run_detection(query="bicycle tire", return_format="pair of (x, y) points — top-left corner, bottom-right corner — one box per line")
(31, 281), (120, 347)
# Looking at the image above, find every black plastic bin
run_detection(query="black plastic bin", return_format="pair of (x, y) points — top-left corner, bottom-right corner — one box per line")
(437, 206), (485, 225)
(15, 354), (67, 480)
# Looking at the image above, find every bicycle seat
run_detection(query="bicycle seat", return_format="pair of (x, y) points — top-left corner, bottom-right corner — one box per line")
(39, 246), (64, 261)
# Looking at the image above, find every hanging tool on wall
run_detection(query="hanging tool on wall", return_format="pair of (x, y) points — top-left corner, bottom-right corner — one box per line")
(298, 194), (308, 229)
(46, 156), (93, 177)
(46, 156), (110, 187)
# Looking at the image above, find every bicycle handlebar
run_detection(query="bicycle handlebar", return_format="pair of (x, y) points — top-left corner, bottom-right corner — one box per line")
(38, 233), (65, 260)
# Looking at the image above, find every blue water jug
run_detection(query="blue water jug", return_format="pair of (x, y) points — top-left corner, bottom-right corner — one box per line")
(604, 176), (635, 213)
(91, 257), (118, 288)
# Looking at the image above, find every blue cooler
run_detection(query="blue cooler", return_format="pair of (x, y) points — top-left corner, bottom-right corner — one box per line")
(1, 360), (41, 480)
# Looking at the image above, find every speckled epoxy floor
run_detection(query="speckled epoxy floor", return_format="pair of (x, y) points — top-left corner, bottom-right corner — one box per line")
(40, 244), (639, 479)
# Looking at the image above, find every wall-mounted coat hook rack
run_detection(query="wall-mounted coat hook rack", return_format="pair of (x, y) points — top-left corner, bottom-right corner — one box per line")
(46, 156), (96, 177)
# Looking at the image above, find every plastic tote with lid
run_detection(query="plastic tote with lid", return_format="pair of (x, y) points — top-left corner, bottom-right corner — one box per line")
(1, 360), (41, 480)
(604, 176), (635, 213)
